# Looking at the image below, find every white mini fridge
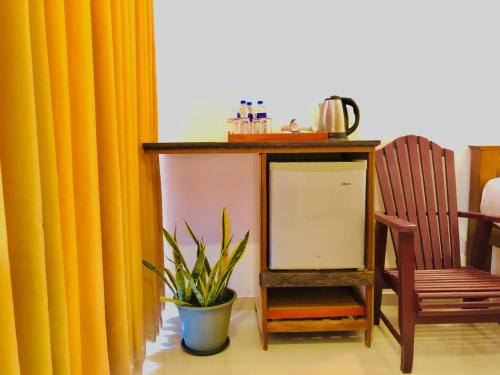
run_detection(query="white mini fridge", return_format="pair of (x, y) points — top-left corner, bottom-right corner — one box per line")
(269, 160), (367, 270)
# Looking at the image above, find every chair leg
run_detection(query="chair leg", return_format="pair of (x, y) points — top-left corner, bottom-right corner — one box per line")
(399, 294), (416, 373)
(396, 231), (416, 373)
(374, 221), (388, 326)
(400, 319), (415, 373)
(374, 283), (383, 325)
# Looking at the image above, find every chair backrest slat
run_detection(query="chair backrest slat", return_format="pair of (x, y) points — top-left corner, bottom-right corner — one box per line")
(444, 149), (461, 267)
(384, 142), (410, 265)
(431, 142), (453, 268)
(376, 135), (461, 270)
(406, 135), (434, 269)
(376, 151), (399, 256)
(395, 137), (425, 269)
(385, 144), (408, 221)
(419, 137), (443, 269)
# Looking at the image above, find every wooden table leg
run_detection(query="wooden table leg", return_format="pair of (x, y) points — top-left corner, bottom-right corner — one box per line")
(260, 154), (268, 350)
(261, 287), (268, 350)
(365, 285), (373, 347)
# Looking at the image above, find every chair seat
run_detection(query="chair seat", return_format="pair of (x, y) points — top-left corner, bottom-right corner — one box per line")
(386, 268), (500, 310)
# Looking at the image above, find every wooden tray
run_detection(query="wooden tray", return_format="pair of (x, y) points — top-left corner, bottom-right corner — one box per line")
(228, 132), (329, 143)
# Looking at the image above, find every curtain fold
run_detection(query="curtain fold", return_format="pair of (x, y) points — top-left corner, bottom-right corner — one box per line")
(0, 0), (162, 374)
(0, 1), (54, 374)
(28, 0), (72, 373)
(0, 166), (21, 375)
(65, 0), (111, 373)
(136, 0), (160, 341)
(44, 0), (83, 372)
(122, 0), (147, 369)
(109, 2), (136, 369)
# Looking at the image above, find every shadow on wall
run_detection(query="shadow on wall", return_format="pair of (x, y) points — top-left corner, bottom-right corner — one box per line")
(160, 154), (260, 297)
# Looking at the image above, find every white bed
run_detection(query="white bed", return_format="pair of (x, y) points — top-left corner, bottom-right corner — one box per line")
(481, 178), (500, 215)
(481, 178), (500, 275)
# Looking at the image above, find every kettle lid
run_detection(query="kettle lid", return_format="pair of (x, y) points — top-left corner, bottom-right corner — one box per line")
(326, 95), (341, 100)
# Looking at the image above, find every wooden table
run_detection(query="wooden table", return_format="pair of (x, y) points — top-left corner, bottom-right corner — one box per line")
(143, 139), (380, 349)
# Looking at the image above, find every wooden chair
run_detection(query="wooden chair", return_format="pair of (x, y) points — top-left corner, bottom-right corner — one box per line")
(374, 135), (500, 373)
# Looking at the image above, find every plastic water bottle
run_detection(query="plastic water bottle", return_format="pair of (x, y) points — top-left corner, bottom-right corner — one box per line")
(247, 101), (254, 121)
(256, 100), (268, 133)
(231, 112), (240, 134)
(239, 100), (248, 118)
(237, 100), (249, 134)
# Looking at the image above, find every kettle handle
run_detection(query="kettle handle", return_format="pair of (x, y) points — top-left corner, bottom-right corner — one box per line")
(342, 97), (360, 136)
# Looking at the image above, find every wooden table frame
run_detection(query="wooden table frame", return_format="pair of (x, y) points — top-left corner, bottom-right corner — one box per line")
(143, 140), (380, 350)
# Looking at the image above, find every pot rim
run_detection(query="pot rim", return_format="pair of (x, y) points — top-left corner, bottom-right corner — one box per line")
(176, 288), (237, 311)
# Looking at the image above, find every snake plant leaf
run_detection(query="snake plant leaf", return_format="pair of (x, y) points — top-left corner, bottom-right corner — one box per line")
(182, 265), (205, 306)
(202, 242), (210, 279)
(197, 275), (207, 299)
(143, 259), (176, 295)
(198, 241), (209, 285)
(220, 208), (231, 267)
(186, 221), (212, 277)
(191, 246), (206, 284)
(221, 207), (231, 250)
(163, 228), (189, 272)
(164, 279), (176, 296)
(219, 236), (233, 277)
(165, 228), (194, 302)
(143, 259), (168, 283)
(164, 267), (177, 293)
(206, 259), (220, 296)
(208, 231), (249, 305)
(175, 264), (186, 301)
(160, 296), (192, 307)
(203, 256), (211, 279)
(184, 220), (200, 246)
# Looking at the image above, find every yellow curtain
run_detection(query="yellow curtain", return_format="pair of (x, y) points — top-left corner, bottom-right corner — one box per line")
(0, 0), (162, 374)
(0, 166), (21, 375)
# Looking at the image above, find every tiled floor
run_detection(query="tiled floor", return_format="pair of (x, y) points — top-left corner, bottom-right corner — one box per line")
(144, 295), (500, 374)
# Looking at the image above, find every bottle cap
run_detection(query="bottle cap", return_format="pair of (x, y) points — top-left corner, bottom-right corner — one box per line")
(240, 100), (246, 104)
(257, 100), (263, 104)
(247, 101), (252, 105)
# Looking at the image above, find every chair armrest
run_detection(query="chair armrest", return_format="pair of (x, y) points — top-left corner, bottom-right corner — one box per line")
(375, 212), (418, 233)
(374, 213), (417, 296)
(459, 211), (500, 223)
(375, 213), (417, 296)
(462, 211), (499, 270)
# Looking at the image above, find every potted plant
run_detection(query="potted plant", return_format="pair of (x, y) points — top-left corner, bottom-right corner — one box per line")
(143, 208), (249, 355)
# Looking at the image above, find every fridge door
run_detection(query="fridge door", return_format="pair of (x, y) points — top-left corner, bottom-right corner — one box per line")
(269, 161), (366, 270)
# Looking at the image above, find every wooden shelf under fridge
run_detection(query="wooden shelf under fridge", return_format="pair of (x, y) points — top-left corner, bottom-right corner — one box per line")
(260, 269), (373, 288)
(267, 287), (365, 320)
(267, 318), (369, 333)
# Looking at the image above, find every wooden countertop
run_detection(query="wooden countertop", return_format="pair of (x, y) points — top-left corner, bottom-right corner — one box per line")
(142, 140), (381, 154)
(469, 145), (500, 151)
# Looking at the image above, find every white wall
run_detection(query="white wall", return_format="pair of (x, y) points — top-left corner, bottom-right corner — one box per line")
(155, 0), (500, 297)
